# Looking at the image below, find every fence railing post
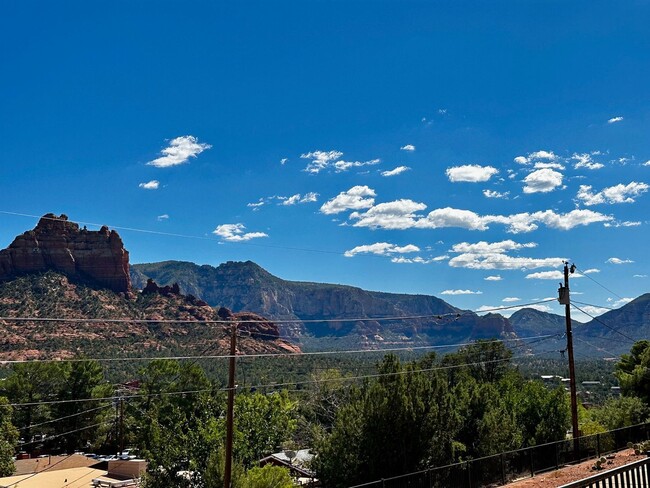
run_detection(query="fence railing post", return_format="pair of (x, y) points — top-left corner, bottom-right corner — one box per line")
(500, 453), (506, 485)
(529, 449), (534, 477)
(466, 460), (471, 488)
(597, 433), (601, 457)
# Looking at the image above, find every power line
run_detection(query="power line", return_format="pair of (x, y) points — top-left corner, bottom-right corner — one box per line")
(4, 347), (557, 409)
(570, 303), (637, 343)
(0, 299), (557, 325)
(18, 404), (112, 431)
(0, 334), (559, 364)
(17, 420), (114, 448)
(574, 265), (626, 301)
(572, 299), (616, 311)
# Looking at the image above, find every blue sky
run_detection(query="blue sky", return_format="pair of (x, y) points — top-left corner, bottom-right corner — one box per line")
(1, 0), (649, 321)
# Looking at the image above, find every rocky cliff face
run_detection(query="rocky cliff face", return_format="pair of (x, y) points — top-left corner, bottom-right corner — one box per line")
(0, 213), (131, 294)
(131, 260), (516, 346)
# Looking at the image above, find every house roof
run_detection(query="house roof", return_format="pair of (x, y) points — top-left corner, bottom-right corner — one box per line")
(0, 466), (108, 488)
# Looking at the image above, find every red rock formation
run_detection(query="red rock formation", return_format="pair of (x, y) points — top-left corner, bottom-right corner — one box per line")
(0, 213), (131, 293)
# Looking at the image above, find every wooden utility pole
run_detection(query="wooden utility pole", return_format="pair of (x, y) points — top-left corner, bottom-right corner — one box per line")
(224, 321), (237, 488)
(559, 262), (580, 458)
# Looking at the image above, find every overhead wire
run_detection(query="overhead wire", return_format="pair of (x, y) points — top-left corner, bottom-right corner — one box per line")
(18, 404), (112, 431)
(574, 265), (626, 301)
(3, 345), (559, 409)
(0, 333), (559, 364)
(570, 303), (637, 343)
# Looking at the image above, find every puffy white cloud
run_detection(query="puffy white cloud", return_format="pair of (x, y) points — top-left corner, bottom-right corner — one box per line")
(334, 159), (380, 172)
(139, 180), (160, 190)
(381, 166), (411, 177)
(534, 162), (565, 170)
(523, 168), (564, 193)
(484, 275), (503, 281)
(391, 256), (441, 264)
(576, 182), (649, 206)
(300, 150), (344, 173)
(213, 223), (268, 242)
(450, 254), (565, 271)
(502, 297), (520, 302)
(350, 203), (611, 233)
(582, 268), (600, 274)
(643, 160), (650, 167)
(525, 271), (583, 280)
(148, 135), (211, 168)
(418, 208), (489, 230)
(344, 242), (420, 257)
(606, 257), (634, 264)
(320, 186), (377, 215)
(157, 214), (169, 221)
(449, 240), (537, 255)
(282, 192), (319, 205)
(483, 189), (510, 199)
(440, 289), (483, 295)
(573, 153), (604, 170)
(350, 199), (427, 229)
(280, 158), (288, 165)
(608, 116), (624, 124)
(611, 297), (633, 308)
(514, 150), (558, 165)
(400, 144), (416, 151)
(446, 164), (499, 183)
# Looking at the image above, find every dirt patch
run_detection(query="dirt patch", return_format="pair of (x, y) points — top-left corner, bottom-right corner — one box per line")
(507, 449), (646, 487)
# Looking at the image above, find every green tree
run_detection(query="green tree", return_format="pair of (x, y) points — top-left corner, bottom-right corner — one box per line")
(0, 397), (19, 477)
(588, 396), (650, 430)
(241, 465), (293, 488)
(615, 340), (650, 404)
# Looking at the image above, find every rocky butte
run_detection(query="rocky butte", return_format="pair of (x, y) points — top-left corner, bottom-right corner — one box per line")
(0, 213), (131, 294)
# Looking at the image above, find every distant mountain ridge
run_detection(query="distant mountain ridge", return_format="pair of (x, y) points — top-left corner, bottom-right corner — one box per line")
(131, 260), (516, 347)
(132, 260), (649, 354)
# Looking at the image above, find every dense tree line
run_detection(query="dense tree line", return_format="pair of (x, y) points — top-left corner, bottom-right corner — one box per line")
(0, 340), (648, 485)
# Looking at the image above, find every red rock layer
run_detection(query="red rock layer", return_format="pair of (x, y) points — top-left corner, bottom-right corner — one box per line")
(0, 213), (131, 293)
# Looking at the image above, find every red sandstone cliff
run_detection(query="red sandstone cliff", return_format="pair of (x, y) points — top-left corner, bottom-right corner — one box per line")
(0, 213), (131, 294)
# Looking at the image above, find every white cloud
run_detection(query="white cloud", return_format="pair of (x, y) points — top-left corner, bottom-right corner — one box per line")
(476, 303), (553, 317)
(280, 158), (288, 165)
(391, 256), (440, 264)
(604, 220), (642, 228)
(381, 166), (411, 177)
(514, 150), (558, 165)
(349, 199), (427, 229)
(502, 297), (520, 302)
(534, 162), (565, 170)
(148, 135), (211, 168)
(450, 254), (565, 271)
(282, 192), (319, 206)
(440, 289), (483, 295)
(526, 271), (584, 280)
(446, 164), (499, 183)
(582, 268), (600, 274)
(643, 160), (650, 167)
(213, 223), (268, 242)
(576, 182), (649, 206)
(633, 274), (647, 278)
(300, 150), (344, 174)
(344, 242), (420, 257)
(573, 153), (604, 170)
(350, 203), (612, 233)
(320, 186), (377, 215)
(483, 189), (510, 199)
(247, 200), (265, 209)
(139, 180), (160, 190)
(606, 257), (634, 264)
(400, 144), (416, 152)
(157, 214), (169, 221)
(449, 240), (537, 255)
(608, 116), (624, 124)
(334, 159), (380, 172)
(484, 275), (503, 281)
(523, 168), (564, 193)
(611, 297), (633, 308)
